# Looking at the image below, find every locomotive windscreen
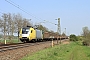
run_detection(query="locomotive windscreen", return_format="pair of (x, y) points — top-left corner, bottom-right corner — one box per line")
(22, 28), (29, 34)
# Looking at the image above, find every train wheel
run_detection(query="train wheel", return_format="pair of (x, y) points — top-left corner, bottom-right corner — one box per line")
(32, 39), (36, 43)
(40, 39), (43, 42)
(23, 40), (27, 43)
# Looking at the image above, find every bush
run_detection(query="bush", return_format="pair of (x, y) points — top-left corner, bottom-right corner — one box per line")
(70, 34), (78, 41)
(82, 39), (90, 46)
(77, 36), (83, 41)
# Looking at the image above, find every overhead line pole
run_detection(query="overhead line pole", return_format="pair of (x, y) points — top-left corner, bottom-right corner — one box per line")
(58, 18), (61, 44)
(56, 18), (61, 44)
(65, 28), (66, 39)
(44, 19), (61, 44)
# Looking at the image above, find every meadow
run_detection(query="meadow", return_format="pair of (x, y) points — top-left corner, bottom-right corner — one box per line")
(21, 41), (90, 60)
(0, 39), (20, 44)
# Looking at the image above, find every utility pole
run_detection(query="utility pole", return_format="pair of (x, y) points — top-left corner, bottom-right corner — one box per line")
(44, 19), (61, 44)
(65, 28), (66, 39)
(57, 18), (61, 44)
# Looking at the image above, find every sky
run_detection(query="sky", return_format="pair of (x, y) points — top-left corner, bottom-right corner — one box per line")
(0, 0), (90, 36)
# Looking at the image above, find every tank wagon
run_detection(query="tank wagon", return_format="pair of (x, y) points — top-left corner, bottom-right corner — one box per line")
(19, 27), (43, 43)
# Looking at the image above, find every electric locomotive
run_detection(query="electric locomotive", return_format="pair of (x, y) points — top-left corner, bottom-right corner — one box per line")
(19, 26), (43, 43)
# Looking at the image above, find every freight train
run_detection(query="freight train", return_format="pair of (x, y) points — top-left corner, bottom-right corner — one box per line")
(19, 26), (42, 43)
(19, 26), (68, 43)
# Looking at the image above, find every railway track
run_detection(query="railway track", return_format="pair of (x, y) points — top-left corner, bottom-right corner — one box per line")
(0, 39), (69, 60)
(0, 39), (68, 52)
(0, 41), (51, 52)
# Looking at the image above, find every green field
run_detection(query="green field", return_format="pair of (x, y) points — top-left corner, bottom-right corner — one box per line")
(21, 42), (90, 60)
(0, 39), (21, 43)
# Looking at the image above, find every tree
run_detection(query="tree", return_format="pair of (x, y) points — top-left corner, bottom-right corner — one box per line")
(1, 13), (8, 41)
(22, 18), (32, 28)
(82, 27), (90, 38)
(62, 32), (66, 36)
(0, 13), (16, 42)
(0, 13), (33, 43)
(7, 13), (12, 41)
(14, 14), (23, 32)
(70, 34), (78, 41)
(0, 18), (3, 27)
(37, 24), (48, 32)
(82, 26), (90, 46)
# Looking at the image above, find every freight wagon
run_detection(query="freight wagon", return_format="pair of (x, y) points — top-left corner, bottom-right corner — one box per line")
(43, 32), (57, 41)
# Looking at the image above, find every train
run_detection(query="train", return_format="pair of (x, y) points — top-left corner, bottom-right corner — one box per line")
(19, 26), (68, 43)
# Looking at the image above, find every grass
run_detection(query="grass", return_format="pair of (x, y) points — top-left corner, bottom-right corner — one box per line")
(0, 39), (20, 43)
(21, 41), (90, 60)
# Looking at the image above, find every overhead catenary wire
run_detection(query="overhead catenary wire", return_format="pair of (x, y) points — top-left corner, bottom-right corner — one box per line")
(4, 0), (57, 30)
(44, 20), (57, 25)
(0, 9), (6, 14)
(5, 0), (44, 21)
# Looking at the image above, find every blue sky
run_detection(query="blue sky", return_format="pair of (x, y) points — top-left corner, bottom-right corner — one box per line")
(0, 0), (90, 35)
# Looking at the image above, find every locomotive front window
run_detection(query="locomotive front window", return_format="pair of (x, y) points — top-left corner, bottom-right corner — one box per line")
(31, 30), (33, 33)
(22, 28), (29, 34)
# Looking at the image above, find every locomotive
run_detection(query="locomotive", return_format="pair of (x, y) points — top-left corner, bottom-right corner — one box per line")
(19, 26), (43, 43)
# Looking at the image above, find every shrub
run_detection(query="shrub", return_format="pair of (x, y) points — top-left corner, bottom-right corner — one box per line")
(70, 34), (78, 41)
(82, 39), (90, 46)
(77, 36), (83, 41)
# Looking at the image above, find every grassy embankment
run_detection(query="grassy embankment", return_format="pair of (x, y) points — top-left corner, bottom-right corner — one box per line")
(21, 41), (90, 60)
(0, 39), (20, 43)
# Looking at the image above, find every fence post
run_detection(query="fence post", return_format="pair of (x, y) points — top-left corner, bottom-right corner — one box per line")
(5, 40), (6, 44)
(52, 39), (53, 47)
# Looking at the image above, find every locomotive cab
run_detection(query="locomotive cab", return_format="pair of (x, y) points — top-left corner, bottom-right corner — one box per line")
(19, 27), (35, 42)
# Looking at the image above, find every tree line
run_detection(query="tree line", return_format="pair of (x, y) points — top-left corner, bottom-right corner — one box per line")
(0, 13), (51, 41)
(70, 26), (90, 46)
(0, 13), (32, 41)
(0, 13), (67, 42)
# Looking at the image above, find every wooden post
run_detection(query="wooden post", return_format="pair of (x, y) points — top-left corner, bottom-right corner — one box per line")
(60, 37), (61, 44)
(57, 38), (58, 44)
(52, 39), (53, 47)
(5, 40), (6, 44)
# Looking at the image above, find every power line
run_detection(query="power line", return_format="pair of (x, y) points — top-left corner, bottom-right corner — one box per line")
(5, 0), (44, 21)
(44, 20), (57, 25)
(5, 0), (33, 17)
(5, 0), (57, 30)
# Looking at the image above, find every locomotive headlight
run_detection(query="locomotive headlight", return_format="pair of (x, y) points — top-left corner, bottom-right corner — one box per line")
(27, 35), (29, 38)
(20, 34), (22, 36)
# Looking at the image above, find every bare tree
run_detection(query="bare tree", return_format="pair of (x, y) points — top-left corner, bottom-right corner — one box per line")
(7, 13), (15, 41)
(1, 13), (8, 41)
(7, 13), (12, 35)
(13, 14), (24, 41)
(82, 27), (90, 38)
(37, 25), (48, 32)
(14, 14), (23, 32)
(82, 26), (90, 46)
(0, 13), (33, 42)
(0, 18), (3, 28)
